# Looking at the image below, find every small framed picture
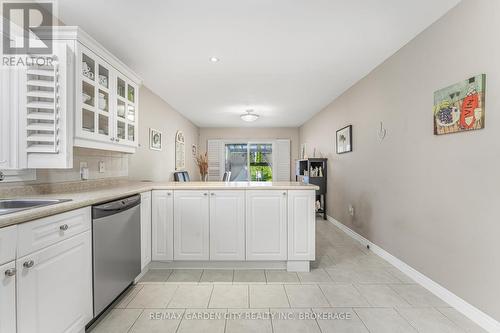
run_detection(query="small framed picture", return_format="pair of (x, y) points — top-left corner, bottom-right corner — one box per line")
(149, 128), (162, 151)
(336, 125), (352, 154)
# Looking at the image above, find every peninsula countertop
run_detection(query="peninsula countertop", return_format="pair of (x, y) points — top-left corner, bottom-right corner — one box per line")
(0, 181), (319, 228)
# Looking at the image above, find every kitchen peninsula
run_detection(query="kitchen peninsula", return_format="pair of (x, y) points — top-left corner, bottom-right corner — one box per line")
(0, 181), (318, 272)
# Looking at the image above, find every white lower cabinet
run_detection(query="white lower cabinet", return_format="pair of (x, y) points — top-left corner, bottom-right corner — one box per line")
(16, 231), (92, 333)
(0, 261), (16, 333)
(288, 190), (315, 260)
(152, 190), (174, 261)
(174, 191), (209, 260)
(140, 191), (152, 269)
(246, 190), (287, 260)
(209, 191), (245, 260)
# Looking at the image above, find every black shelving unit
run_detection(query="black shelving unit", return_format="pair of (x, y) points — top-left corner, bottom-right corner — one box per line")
(296, 158), (327, 220)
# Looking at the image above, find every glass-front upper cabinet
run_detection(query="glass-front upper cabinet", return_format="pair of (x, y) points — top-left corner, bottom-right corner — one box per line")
(78, 46), (111, 141)
(115, 74), (138, 146)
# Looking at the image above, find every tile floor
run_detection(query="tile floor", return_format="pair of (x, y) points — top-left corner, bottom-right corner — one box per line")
(89, 218), (486, 333)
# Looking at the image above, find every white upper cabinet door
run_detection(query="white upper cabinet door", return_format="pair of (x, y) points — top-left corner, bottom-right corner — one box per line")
(0, 261), (16, 333)
(246, 190), (287, 261)
(174, 190), (209, 261)
(114, 76), (138, 148)
(16, 231), (92, 333)
(209, 190), (245, 261)
(287, 190), (315, 261)
(140, 191), (152, 269)
(152, 190), (174, 261)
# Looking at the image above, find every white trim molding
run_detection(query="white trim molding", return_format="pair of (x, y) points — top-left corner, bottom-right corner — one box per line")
(327, 215), (500, 333)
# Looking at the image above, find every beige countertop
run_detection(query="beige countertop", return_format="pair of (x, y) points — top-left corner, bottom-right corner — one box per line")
(0, 181), (318, 228)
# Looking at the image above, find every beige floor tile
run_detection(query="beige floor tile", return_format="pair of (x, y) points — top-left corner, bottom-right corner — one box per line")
(390, 284), (448, 307)
(385, 267), (416, 284)
(354, 307), (416, 333)
(311, 255), (336, 269)
(138, 269), (173, 283)
(297, 268), (333, 283)
(313, 307), (369, 333)
(285, 284), (329, 307)
(114, 284), (144, 308)
(91, 308), (143, 333)
(167, 269), (203, 283)
(127, 284), (178, 308)
(129, 309), (184, 333)
(234, 269), (266, 283)
(209, 285), (249, 308)
(249, 284), (290, 308)
(226, 309), (273, 333)
(177, 309), (227, 333)
(200, 269), (234, 283)
(437, 308), (487, 333)
(266, 270), (300, 283)
(270, 308), (321, 333)
(168, 285), (213, 308)
(320, 284), (370, 307)
(355, 284), (410, 306)
(397, 307), (464, 333)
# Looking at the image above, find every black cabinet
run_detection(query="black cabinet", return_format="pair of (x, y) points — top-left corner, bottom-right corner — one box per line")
(296, 158), (327, 220)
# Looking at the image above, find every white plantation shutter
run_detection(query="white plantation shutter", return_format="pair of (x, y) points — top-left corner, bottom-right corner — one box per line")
(207, 140), (224, 181)
(274, 139), (291, 181)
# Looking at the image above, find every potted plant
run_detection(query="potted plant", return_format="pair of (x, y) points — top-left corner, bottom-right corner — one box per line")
(195, 152), (208, 181)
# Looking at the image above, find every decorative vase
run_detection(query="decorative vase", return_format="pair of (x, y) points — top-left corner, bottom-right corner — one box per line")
(202, 174), (208, 182)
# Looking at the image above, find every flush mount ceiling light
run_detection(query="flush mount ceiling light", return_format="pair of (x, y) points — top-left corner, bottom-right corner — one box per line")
(209, 57), (219, 62)
(240, 110), (260, 122)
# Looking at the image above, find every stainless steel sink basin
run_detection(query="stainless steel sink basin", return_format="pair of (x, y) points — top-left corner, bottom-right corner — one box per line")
(0, 199), (72, 216)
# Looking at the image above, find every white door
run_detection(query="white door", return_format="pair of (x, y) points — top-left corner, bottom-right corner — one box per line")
(152, 190), (174, 261)
(140, 191), (152, 269)
(16, 231), (93, 333)
(288, 190), (315, 260)
(174, 191), (209, 260)
(209, 191), (245, 260)
(0, 261), (16, 333)
(246, 190), (287, 260)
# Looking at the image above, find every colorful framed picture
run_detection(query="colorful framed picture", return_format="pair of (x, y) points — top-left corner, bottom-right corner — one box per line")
(149, 128), (162, 151)
(336, 125), (352, 154)
(433, 74), (485, 135)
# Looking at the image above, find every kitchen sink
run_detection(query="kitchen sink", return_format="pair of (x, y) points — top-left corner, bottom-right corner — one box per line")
(0, 199), (72, 216)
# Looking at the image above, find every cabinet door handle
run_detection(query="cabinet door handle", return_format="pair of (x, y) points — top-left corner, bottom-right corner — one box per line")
(116, 138), (120, 142)
(110, 137), (115, 141)
(167, 192), (171, 196)
(210, 193), (215, 196)
(59, 224), (69, 231)
(4, 268), (16, 277)
(282, 192), (287, 196)
(203, 193), (208, 196)
(23, 260), (35, 269)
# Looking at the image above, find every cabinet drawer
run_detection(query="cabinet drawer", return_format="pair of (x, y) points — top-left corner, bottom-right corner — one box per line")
(0, 225), (17, 265)
(17, 207), (91, 257)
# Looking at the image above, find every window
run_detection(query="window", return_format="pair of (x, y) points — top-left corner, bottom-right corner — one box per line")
(224, 142), (273, 182)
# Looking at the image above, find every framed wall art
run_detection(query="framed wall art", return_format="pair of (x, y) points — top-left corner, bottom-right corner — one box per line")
(336, 125), (352, 154)
(433, 74), (485, 135)
(175, 130), (185, 170)
(149, 128), (162, 151)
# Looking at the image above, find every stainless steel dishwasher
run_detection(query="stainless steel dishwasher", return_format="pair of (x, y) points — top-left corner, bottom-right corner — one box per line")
(92, 194), (141, 318)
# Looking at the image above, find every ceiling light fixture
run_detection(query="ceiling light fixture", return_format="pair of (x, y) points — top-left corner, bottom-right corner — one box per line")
(240, 110), (260, 122)
(209, 57), (219, 62)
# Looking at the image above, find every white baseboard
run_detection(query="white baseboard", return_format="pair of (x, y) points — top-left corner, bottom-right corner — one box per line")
(326, 215), (500, 333)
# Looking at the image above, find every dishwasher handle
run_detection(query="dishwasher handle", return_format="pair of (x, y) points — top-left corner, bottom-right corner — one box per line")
(93, 194), (141, 219)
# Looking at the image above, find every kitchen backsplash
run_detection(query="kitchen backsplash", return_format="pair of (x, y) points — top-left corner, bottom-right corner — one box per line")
(0, 147), (128, 188)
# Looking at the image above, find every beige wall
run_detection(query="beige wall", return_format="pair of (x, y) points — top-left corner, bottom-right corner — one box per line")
(299, 0), (500, 321)
(199, 127), (300, 180)
(128, 87), (199, 181)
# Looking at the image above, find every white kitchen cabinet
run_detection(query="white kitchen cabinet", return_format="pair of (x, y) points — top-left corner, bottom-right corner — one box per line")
(152, 190), (174, 261)
(246, 190), (287, 260)
(0, 225), (17, 265)
(287, 190), (315, 260)
(174, 190), (209, 261)
(0, 261), (16, 333)
(140, 191), (152, 269)
(209, 190), (245, 261)
(16, 231), (92, 333)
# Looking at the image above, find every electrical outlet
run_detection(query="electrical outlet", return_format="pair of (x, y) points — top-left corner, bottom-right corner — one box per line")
(98, 161), (105, 173)
(348, 205), (355, 217)
(80, 162), (89, 180)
